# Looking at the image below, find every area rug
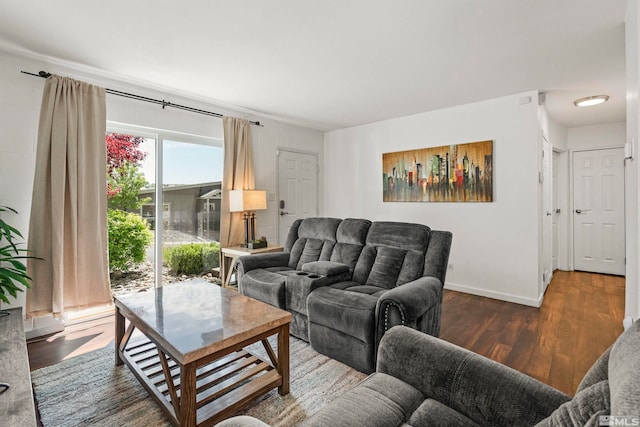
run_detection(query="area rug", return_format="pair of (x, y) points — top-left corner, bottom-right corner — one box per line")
(31, 337), (367, 427)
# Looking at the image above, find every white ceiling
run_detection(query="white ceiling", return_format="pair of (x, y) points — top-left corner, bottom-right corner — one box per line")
(0, 0), (629, 131)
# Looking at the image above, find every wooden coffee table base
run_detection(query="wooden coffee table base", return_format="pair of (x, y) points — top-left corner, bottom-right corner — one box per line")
(115, 314), (290, 427)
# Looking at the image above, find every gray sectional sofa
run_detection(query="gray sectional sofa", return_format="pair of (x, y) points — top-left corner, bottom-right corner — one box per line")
(236, 217), (453, 373)
(217, 321), (640, 427)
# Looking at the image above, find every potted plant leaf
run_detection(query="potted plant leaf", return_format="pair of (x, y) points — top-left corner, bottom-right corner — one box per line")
(0, 206), (38, 311)
(247, 236), (267, 250)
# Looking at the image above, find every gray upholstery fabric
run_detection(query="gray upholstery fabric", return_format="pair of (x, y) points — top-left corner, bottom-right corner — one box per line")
(366, 246), (410, 289)
(288, 217), (341, 269)
(375, 277), (441, 344)
(423, 230), (453, 284)
(337, 218), (372, 244)
(283, 219), (303, 252)
(289, 310), (309, 341)
(608, 319), (640, 415)
(365, 221), (431, 252)
(238, 217), (452, 371)
(302, 373), (424, 427)
(285, 273), (328, 314)
(217, 320), (640, 427)
(236, 252), (291, 278)
(408, 398), (480, 427)
(377, 327), (571, 426)
(329, 218), (370, 271)
(577, 347), (610, 393)
(307, 287), (377, 343)
(536, 380), (610, 427)
(309, 322), (374, 373)
(301, 261), (349, 276)
(238, 269), (286, 308)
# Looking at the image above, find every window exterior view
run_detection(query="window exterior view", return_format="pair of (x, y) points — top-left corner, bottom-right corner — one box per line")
(106, 132), (223, 295)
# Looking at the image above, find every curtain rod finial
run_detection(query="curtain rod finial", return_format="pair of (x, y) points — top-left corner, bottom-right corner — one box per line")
(39, 71), (51, 78)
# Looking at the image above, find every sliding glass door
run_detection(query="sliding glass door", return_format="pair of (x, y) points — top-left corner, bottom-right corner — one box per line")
(159, 138), (222, 287)
(107, 124), (222, 292)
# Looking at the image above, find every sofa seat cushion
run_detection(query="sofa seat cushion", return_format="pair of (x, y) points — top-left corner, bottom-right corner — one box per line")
(265, 267), (298, 275)
(342, 285), (387, 298)
(263, 266), (294, 275)
(238, 269), (286, 308)
(302, 373), (424, 427)
(408, 399), (480, 427)
(307, 286), (378, 343)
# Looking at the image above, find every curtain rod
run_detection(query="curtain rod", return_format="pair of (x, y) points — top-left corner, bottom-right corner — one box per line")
(20, 70), (262, 127)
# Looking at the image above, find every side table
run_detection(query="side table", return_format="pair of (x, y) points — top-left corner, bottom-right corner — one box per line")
(220, 245), (284, 289)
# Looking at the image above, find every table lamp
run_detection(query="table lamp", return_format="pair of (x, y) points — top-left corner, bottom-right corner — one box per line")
(229, 189), (267, 246)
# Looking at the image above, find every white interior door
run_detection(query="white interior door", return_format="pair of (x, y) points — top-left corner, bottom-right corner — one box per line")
(552, 151), (559, 271)
(573, 148), (625, 275)
(278, 150), (318, 244)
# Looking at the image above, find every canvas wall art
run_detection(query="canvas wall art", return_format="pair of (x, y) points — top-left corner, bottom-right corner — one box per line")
(383, 140), (493, 202)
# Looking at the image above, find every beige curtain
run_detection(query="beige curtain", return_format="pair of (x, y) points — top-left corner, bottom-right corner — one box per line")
(220, 117), (256, 247)
(27, 75), (111, 317)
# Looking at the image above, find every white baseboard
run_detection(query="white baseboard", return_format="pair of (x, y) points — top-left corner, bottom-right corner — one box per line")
(623, 316), (635, 330)
(444, 282), (542, 308)
(24, 314), (66, 340)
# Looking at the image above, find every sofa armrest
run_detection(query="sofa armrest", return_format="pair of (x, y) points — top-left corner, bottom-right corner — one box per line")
(376, 277), (441, 335)
(377, 326), (571, 426)
(236, 252), (291, 275)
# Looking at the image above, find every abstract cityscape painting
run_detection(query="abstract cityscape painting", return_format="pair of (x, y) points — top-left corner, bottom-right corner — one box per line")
(383, 140), (493, 202)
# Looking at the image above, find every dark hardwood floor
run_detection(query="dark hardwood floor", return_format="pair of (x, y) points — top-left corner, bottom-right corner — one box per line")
(440, 270), (625, 395)
(27, 270), (625, 396)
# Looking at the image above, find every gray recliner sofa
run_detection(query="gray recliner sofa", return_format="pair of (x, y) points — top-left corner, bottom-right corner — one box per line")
(237, 217), (453, 373)
(216, 321), (640, 426)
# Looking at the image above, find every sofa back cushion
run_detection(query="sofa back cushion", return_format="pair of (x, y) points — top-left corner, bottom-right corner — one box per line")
(608, 319), (640, 415)
(353, 222), (431, 289)
(330, 218), (371, 271)
(288, 217), (341, 269)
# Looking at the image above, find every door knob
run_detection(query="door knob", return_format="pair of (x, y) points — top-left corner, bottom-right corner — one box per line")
(575, 209), (582, 214)
(280, 210), (289, 216)
(546, 211), (552, 216)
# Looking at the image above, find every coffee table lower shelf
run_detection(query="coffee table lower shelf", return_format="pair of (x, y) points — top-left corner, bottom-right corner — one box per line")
(119, 335), (283, 427)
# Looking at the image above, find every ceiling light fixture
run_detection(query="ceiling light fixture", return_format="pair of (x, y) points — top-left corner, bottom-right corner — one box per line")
(573, 95), (609, 107)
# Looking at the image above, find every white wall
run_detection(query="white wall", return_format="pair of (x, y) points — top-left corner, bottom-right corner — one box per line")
(0, 49), (324, 309)
(324, 91), (543, 306)
(626, 0), (640, 323)
(568, 122), (626, 150)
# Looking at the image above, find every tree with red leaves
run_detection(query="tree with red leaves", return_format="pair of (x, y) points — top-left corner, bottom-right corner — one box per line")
(106, 133), (150, 211)
(106, 133), (146, 174)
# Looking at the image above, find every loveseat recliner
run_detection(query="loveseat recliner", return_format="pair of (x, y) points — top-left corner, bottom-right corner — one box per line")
(216, 321), (640, 427)
(236, 217), (453, 373)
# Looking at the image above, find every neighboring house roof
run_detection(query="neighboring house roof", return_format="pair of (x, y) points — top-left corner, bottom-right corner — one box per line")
(200, 189), (222, 199)
(138, 181), (221, 195)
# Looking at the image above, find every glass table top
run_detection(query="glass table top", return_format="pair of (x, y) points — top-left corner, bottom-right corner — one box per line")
(114, 279), (290, 360)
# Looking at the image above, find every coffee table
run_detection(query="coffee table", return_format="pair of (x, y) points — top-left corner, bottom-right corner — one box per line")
(114, 279), (291, 427)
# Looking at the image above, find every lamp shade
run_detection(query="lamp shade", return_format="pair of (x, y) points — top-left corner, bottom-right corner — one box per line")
(229, 190), (267, 212)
